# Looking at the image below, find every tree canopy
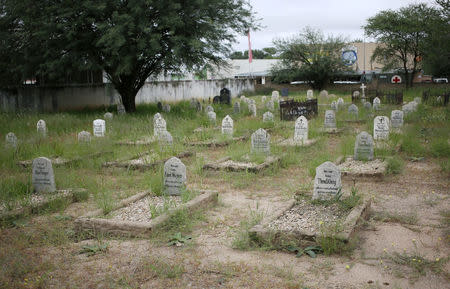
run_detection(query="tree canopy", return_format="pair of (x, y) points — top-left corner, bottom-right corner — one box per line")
(364, 3), (443, 87)
(229, 47), (278, 59)
(0, 0), (257, 112)
(271, 27), (347, 90)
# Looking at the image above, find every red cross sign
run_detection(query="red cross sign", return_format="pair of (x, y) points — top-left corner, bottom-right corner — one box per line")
(391, 75), (402, 84)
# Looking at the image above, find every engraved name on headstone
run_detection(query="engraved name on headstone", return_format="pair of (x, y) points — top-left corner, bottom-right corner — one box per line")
(263, 111), (274, 122)
(251, 128), (270, 154)
(32, 157), (56, 193)
(313, 161), (341, 200)
(354, 131), (374, 161)
(390, 110), (404, 129)
(5, 132), (17, 149)
(163, 157), (186, 196)
(154, 116), (167, 136)
(37, 120), (47, 137)
(77, 131), (91, 143)
(294, 116), (308, 142)
(324, 110), (336, 129)
(373, 116), (390, 140)
(93, 119), (106, 137)
(221, 115), (234, 135)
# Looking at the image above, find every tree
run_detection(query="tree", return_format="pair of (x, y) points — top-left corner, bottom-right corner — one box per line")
(271, 27), (347, 90)
(364, 3), (441, 87)
(0, 0), (257, 112)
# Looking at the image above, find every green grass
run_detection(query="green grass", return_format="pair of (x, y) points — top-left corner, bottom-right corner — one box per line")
(232, 206), (264, 250)
(386, 156), (404, 175)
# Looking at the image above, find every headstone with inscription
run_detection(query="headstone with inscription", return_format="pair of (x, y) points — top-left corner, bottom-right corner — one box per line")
(373, 116), (390, 140)
(207, 111), (216, 123)
(313, 161), (341, 200)
(233, 101), (240, 114)
(266, 99), (275, 111)
(32, 157), (56, 193)
(319, 90), (328, 98)
(331, 101), (338, 111)
(251, 128), (270, 155)
(163, 157), (186, 196)
(5, 132), (17, 149)
(154, 117), (167, 136)
(307, 89), (314, 99)
(37, 120), (47, 137)
(249, 103), (257, 117)
(104, 112), (113, 119)
(324, 110), (336, 129)
(348, 104), (359, 116)
(353, 90), (360, 98)
(206, 105), (214, 113)
(93, 119), (106, 137)
(77, 131), (91, 143)
(153, 113), (162, 125)
(263, 111), (274, 122)
(272, 91), (279, 99)
(158, 130), (173, 147)
(261, 95), (267, 103)
(390, 110), (404, 129)
(373, 97), (381, 110)
(354, 131), (374, 161)
(294, 116), (308, 142)
(221, 115), (233, 135)
(117, 104), (126, 115)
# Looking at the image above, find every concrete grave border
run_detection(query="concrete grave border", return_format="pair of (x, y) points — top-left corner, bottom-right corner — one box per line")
(277, 138), (318, 147)
(185, 135), (248, 147)
(102, 151), (193, 170)
(74, 189), (218, 238)
(115, 136), (157, 146)
(18, 151), (112, 168)
(249, 198), (371, 246)
(202, 155), (281, 173)
(0, 188), (87, 221)
(335, 156), (387, 179)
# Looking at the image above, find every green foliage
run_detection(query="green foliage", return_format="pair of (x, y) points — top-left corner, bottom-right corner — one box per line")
(286, 245), (323, 258)
(271, 26), (347, 89)
(79, 242), (109, 256)
(229, 47), (278, 59)
(232, 206), (264, 250)
(386, 156), (404, 175)
(168, 232), (192, 246)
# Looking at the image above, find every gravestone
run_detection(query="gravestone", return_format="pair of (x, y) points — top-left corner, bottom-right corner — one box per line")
(154, 116), (167, 136)
(93, 119), (106, 137)
(163, 157), (186, 196)
(364, 102), (372, 110)
(354, 131), (374, 161)
(410, 101), (418, 111)
(263, 111), (274, 122)
(360, 83), (366, 98)
(153, 113), (162, 124)
(221, 115), (233, 135)
(117, 104), (126, 115)
(324, 110), (336, 129)
(319, 90), (328, 98)
(205, 105), (214, 113)
(373, 116), (390, 140)
(402, 103), (413, 115)
(266, 99), (275, 111)
(272, 91), (279, 99)
(249, 103), (257, 117)
(353, 90), (360, 98)
(294, 116), (308, 142)
(261, 95), (267, 103)
(391, 110), (404, 129)
(219, 87), (232, 104)
(207, 111), (216, 123)
(313, 161), (341, 200)
(5, 132), (17, 149)
(104, 112), (113, 119)
(373, 97), (381, 110)
(251, 128), (270, 154)
(331, 101), (338, 111)
(77, 131), (91, 143)
(337, 98), (344, 108)
(281, 88), (289, 97)
(32, 157), (56, 193)
(158, 130), (173, 147)
(233, 101), (241, 114)
(348, 104), (359, 116)
(162, 104), (171, 113)
(307, 89), (314, 99)
(37, 120), (47, 137)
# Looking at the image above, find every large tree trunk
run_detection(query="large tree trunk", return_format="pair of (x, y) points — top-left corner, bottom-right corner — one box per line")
(110, 73), (142, 113)
(120, 88), (137, 112)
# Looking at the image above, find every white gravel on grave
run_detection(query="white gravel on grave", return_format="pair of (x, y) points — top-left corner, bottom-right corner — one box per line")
(338, 157), (386, 175)
(0, 190), (72, 214)
(108, 195), (182, 223)
(268, 199), (346, 234)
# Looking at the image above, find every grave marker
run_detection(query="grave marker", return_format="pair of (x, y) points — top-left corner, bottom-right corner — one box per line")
(221, 115), (233, 135)
(294, 116), (308, 142)
(5, 132), (17, 149)
(373, 97), (381, 110)
(373, 116), (390, 140)
(93, 119), (106, 137)
(279, 99), (318, 121)
(281, 88), (289, 97)
(37, 120), (47, 137)
(158, 130), (173, 146)
(360, 83), (366, 98)
(154, 117), (167, 136)
(261, 95), (267, 103)
(266, 99), (275, 111)
(319, 90), (328, 98)
(117, 104), (126, 115)
(337, 98), (344, 108)
(331, 101), (338, 111)
(104, 112), (113, 119)
(324, 110), (336, 129)
(313, 161), (341, 200)
(32, 157), (56, 193)
(348, 104), (359, 116)
(206, 105), (214, 113)
(272, 91), (279, 99)
(207, 111), (216, 123)
(77, 131), (91, 143)
(233, 101), (241, 114)
(249, 103), (257, 117)
(390, 110), (403, 129)
(354, 131), (374, 161)
(162, 104), (171, 112)
(307, 89), (314, 99)
(251, 128), (270, 154)
(263, 111), (274, 122)
(364, 102), (372, 110)
(163, 157), (186, 196)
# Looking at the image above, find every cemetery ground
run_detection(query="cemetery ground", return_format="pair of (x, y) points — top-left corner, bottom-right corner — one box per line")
(1, 90), (449, 289)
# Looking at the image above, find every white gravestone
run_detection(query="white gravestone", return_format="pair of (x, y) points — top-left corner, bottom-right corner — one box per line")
(261, 95), (267, 103)
(307, 89), (314, 99)
(117, 104), (126, 115)
(207, 111), (216, 123)
(233, 101), (240, 114)
(353, 91), (360, 98)
(263, 111), (274, 122)
(331, 101), (338, 111)
(251, 128), (270, 155)
(104, 112), (113, 119)
(32, 157), (56, 193)
(153, 113), (162, 124)
(37, 120), (47, 137)
(294, 116), (308, 142)
(373, 116), (390, 140)
(77, 131), (91, 143)
(154, 117), (167, 136)
(249, 103), (257, 117)
(354, 131), (374, 161)
(348, 104), (359, 116)
(205, 105), (214, 113)
(390, 110), (404, 129)
(324, 110), (337, 129)
(221, 115), (234, 136)
(266, 100), (275, 111)
(163, 157), (186, 196)
(158, 130), (173, 147)
(319, 90), (328, 98)
(5, 132), (17, 149)
(313, 161), (341, 200)
(402, 103), (413, 115)
(373, 97), (381, 110)
(271, 91), (279, 99)
(360, 83), (366, 98)
(93, 119), (106, 137)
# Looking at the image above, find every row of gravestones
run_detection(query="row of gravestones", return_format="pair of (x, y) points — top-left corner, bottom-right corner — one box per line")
(204, 103), (275, 126)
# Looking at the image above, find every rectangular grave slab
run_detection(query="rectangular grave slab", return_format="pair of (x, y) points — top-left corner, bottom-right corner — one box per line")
(336, 156), (387, 179)
(249, 197), (371, 246)
(185, 135), (247, 147)
(202, 156), (281, 173)
(102, 151), (193, 170)
(18, 152), (113, 168)
(74, 190), (218, 238)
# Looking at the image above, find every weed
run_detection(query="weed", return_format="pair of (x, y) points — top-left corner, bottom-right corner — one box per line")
(316, 221), (356, 256)
(168, 232), (192, 246)
(232, 206), (264, 250)
(79, 241), (109, 256)
(386, 156), (404, 175)
(143, 257), (185, 279)
(372, 211), (418, 225)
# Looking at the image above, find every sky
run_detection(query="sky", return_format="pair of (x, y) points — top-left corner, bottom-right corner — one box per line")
(232, 0), (433, 51)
